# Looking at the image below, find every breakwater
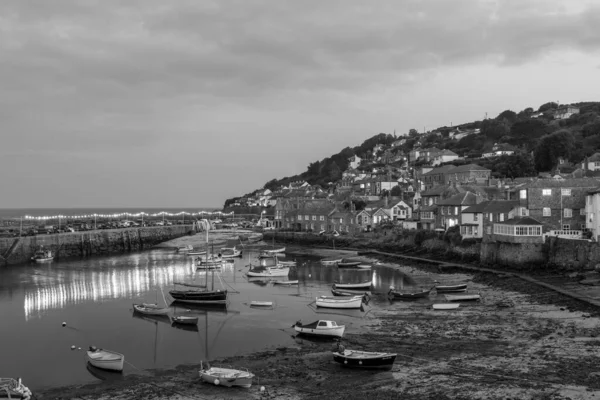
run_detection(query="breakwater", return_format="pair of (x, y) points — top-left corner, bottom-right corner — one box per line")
(0, 225), (194, 266)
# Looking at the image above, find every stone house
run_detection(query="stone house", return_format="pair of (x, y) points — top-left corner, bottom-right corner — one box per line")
(355, 209), (372, 231)
(437, 192), (483, 231)
(419, 205), (437, 231)
(444, 164), (491, 186)
(460, 200), (518, 240)
(515, 178), (600, 232)
(581, 153), (600, 172)
(422, 165), (457, 189)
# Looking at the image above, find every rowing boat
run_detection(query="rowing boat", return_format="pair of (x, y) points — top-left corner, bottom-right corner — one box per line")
(293, 320), (345, 338)
(333, 281), (372, 290)
(388, 286), (432, 300)
(445, 294), (480, 302)
(333, 349), (396, 369)
(86, 346), (125, 372)
(435, 284), (467, 293)
(432, 303), (460, 310)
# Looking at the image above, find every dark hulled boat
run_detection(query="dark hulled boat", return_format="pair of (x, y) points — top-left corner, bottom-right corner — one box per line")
(388, 286), (433, 300)
(336, 259), (361, 268)
(169, 287), (227, 304)
(333, 350), (396, 369)
(435, 284), (468, 293)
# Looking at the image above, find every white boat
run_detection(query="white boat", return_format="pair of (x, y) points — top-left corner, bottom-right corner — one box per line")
(316, 295), (363, 309)
(321, 258), (342, 266)
(445, 294), (481, 302)
(219, 247), (242, 258)
(333, 281), (372, 290)
(356, 264), (372, 269)
(250, 301), (273, 307)
(188, 250), (207, 256)
(86, 346), (125, 372)
(199, 363), (254, 388)
(293, 320), (345, 338)
(278, 260), (297, 267)
(272, 280), (299, 285)
(172, 315), (199, 325)
(0, 378), (32, 400)
(177, 245), (193, 252)
(133, 303), (170, 316)
(259, 247), (286, 258)
(432, 303), (460, 310)
(31, 247), (53, 263)
(196, 257), (233, 269)
(246, 266), (289, 277)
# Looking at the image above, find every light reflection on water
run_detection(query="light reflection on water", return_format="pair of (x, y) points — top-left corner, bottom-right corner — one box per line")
(0, 249), (417, 391)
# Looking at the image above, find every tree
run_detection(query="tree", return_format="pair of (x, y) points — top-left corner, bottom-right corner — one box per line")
(390, 185), (402, 196)
(263, 179), (279, 191)
(491, 154), (536, 179)
(481, 119), (509, 140)
(534, 130), (574, 171)
(538, 102), (558, 112)
(508, 119), (549, 150)
(408, 129), (419, 137)
(496, 110), (518, 125)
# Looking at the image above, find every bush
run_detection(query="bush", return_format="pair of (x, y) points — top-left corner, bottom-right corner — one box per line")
(443, 226), (462, 246)
(414, 230), (438, 246)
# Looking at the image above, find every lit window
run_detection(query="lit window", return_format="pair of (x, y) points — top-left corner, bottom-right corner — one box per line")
(542, 189), (552, 196)
(543, 208), (551, 216)
(520, 190), (527, 199)
(499, 213), (504, 222)
(563, 209), (572, 218)
(454, 207), (459, 215)
(561, 189), (571, 196)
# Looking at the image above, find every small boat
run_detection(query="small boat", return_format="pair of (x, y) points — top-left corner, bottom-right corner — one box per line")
(177, 245), (194, 252)
(356, 264), (372, 269)
(219, 247), (242, 258)
(133, 303), (170, 315)
(278, 260), (297, 267)
(250, 301), (273, 307)
(435, 284), (468, 293)
(445, 294), (481, 302)
(388, 286), (432, 300)
(259, 247), (286, 258)
(331, 287), (371, 297)
(316, 295), (363, 309)
(196, 257), (233, 269)
(293, 320), (345, 338)
(336, 260), (361, 268)
(86, 346), (125, 372)
(333, 349), (396, 369)
(246, 266), (289, 277)
(272, 280), (299, 285)
(199, 363), (254, 388)
(31, 247), (53, 263)
(0, 378), (32, 400)
(171, 315), (199, 325)
(432, 303), (460, 310)
(333, 281), (372, 290)
(188, 250), (207, 256)
(321, 258), (342, 266)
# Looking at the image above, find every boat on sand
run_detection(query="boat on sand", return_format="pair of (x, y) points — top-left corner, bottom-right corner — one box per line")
(86, 346), (125, 372)
(293, 320), (345, 338)
(199, 363), (254, 388)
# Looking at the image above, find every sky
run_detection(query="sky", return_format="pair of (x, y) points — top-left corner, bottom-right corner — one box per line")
(1, 0), (600, 209)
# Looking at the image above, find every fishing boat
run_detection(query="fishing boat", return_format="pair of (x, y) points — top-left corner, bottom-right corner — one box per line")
(336, 260), (361, 268)
(31, 246), (53, 263)
(435, 283), (468, 293)
(445, 294), (481, 302)
(86, 346), (125, 372)
(0, 378), (32, 400)
(316, 295), (363, 309)
(199, 363), (255, 388)
(177, 244), (193, 252)
(171, 315), (199, 325)
(388, 286), (433, 300)
(246, 266), (289, 277)
(250, 301), (273, 307)
(332, 349), (396, 369)
(133, 303), (170, 315)
(293, 320), (345, 338)
(333, 281), (372, 290)
(321, 258), (342, 266)
(272, 280), (298, 285)
(432, 303), (460, 310)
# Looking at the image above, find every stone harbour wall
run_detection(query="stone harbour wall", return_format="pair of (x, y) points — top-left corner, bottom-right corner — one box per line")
(0, 225), (194, 266)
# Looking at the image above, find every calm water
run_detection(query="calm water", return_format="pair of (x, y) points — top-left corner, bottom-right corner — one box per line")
(0, 248), (416, 390)
(0, 207), (220, 219)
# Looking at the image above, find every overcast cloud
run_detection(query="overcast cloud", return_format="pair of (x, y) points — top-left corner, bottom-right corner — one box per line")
(1, 0), (599, 208)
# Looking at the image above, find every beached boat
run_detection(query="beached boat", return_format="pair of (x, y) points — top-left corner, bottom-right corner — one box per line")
(332, 349), (396, 369)
(356, 264), (372, 269)
(388, 286), (433, 300)
(133, 303), (170, 316)
(333, 281), (372, 290)
(321, 258), (342, 266)
(336, 260), (361, 268)
(250, 301), (273, 307)
(31, 246), (53, 263)
(0, 378), (32, 400)
(293, 320), (345, 338)
(316, 295), (363, 309)
(177, 244), (193, 252)
(171, 315), (199, 325)
(445, 294), (480, 302)
(272, 280), (298, 285)
(435, 283), (468, 293)
(86, 346), (125, 372)
(246, 266), (289, 277)
(432, 303), (460, 310)
(331, 287), (371, 297)
(199, 363), (255, 388)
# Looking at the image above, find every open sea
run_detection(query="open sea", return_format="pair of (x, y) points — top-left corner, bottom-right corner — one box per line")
(0, 208), (221, 219)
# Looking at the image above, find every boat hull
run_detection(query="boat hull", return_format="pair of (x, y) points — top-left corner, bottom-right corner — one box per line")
(133, 304), (170, 315)
(247, 267), (289, 277)
(86, 349), (124, 372)
(333, 350), (396, 369)
(169, 290), (227, 304)
(273, 280), (298, 285)
(432, 303), (460, 310)
(316, 296), (363, 309)
(435, 284), (467, 292)
(388, 289), (431, 300)
(172, 316), (199, 325)
(250, 301), (273, 307)
(333, 282), (372, 290)
(199, 368), (254, 388)
(321, 259), (342, 266)
(445, 294), (480, 302)
(32, 257), (54, 263)
(294, 324), (345, 338)
(337, 261), (361, 268)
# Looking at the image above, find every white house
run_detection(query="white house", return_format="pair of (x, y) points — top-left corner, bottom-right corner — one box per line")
(482, 143), (517, 158)
(581, 153), (600, 172)
(348, 155), (362, 169)
(586, 187), (600, 241)
(554, 106), (580, 120)
(432, 149), (459, 166)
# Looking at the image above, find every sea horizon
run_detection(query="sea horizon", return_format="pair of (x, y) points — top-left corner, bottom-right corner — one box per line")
(0, 207), (222, 219)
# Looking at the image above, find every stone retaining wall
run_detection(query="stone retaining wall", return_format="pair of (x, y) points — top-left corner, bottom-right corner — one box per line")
(0, 225), (194, 266)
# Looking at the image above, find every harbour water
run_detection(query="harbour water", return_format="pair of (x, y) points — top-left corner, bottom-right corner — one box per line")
(0, 247), (415, 390)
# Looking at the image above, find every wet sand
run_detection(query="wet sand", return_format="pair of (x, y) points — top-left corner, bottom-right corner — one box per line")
(37, 237), (600, 399)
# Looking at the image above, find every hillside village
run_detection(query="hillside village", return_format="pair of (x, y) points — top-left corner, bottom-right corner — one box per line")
(224, 101), (600, 245)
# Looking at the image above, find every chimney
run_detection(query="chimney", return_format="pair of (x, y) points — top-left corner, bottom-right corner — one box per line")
(385, 195), (389, 207)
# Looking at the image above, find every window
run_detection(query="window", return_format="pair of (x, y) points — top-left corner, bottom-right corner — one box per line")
(297, 215), (302, 221)
(474, 227), (479, 235)
(320, 216), (325, 221)
(561, 189), (571, 196)
(542, 189), (552, 196)
(580, 209), (586, 216)
(310, 223), (314, 230)
(486, 226), (492, 234)
(474, 214), (478, 221)
(543, 207), (551, 216)
(489, 213), (493, 222)
(562, 224), (570, 230)
(564, 208), (572, 218)
(499, 213), (504, 222)
(312, 215), (316, 221)
(595, 162), (600, 167)
(304, 215), (309, 220)
(441, 207), (445, 215)
(520, 208), (529, 216)
(454, 207), (459, 215)
(581, 224), (586, 229)
(520, 190), (527, 199)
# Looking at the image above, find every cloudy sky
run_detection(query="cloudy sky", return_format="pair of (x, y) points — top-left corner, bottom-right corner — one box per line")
(1, 0), (599, 208)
